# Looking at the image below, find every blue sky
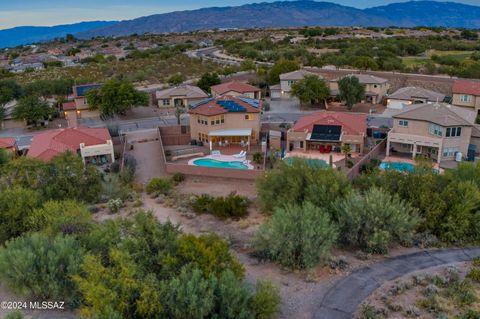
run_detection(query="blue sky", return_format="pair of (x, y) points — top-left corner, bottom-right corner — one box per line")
(1, 0), (478, 30)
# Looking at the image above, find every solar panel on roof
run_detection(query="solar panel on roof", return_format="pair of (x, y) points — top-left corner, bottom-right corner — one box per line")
(310, 125), (342, 141)
(191, 98), (214, 109)
(217, 100), (246, 112)
(238, 97), (260, 108)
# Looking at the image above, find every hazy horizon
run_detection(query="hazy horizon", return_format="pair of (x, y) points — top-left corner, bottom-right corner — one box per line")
(1, 0), (479, 30)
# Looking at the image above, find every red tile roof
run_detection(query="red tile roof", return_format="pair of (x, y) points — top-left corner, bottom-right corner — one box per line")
(0, 137), (16, 149)
(453, 80), (480, 96)
(189, 96), (261, 116)
(211, 81), (260, 95)
(292, 111), (367, 136)
(27, 127), (111, 162)
(62, 101), (76, 111)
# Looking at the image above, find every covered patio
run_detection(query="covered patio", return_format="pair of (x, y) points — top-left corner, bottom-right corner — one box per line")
(208, 128), (253, 151)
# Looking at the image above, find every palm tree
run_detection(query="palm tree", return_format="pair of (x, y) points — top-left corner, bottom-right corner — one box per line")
(341, 144), (352, 163)
(174, 106), (184, 125)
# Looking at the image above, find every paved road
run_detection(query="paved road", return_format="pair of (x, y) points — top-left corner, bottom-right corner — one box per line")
(315, 248), (480, 319)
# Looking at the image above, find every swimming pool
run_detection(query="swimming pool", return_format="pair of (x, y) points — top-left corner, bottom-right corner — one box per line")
(379, 161), (415, 173)
(192, 158), (249, 170)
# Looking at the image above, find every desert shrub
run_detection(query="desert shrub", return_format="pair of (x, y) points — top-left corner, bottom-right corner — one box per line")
(447, 279), (477, 306)
(253, 152), (264, 164)
(4, 312), (23, 319)
(108, 198), (123, 213)
(333, 187), (419, 253)
(146, 177), (173, 195)
(473, 257), (480, 267)
(466, 268), (480, 283)
(257, 159), (350, 214)
(360, 304), (384, 319)
(458, 310), (480, 319)
(191, 194), (249, 219)
(254, 201), (338, 269)
(0, 233), (84, 307)
(251, 279), (281, 319)
(28, 200), (93, 237)
(213, 270), (254, 319)
(171, 172), (186, 184)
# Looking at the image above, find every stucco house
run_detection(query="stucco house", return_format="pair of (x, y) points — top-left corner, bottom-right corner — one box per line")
(386, 87), (446, 109)
(188, 96), (262, 149)
(386, 103), (477, 163)
(211, 81), (261, 100)
(27, 127), (115, 165)
(155, 85), (208, 108)
(452, 80), (480, 113)
(270, 69), (318, 99)
(72, 84), (102, 118)
(287, 111), (368, 154)
(330, 74), (389, 104)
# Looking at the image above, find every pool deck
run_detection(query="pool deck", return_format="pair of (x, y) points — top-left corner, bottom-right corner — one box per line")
(188, 154), (255, 170)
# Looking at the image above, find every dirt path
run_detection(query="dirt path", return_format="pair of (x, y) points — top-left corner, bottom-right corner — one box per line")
(315, 248), (480, 319)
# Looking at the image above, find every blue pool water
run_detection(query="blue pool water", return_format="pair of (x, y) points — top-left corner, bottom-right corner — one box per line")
(379, 161), (415, 173)
(192, 158), (248, 170)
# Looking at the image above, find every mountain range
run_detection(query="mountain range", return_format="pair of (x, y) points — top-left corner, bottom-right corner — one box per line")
(2, 1), (480, 49)
(0, 21), (116, 49)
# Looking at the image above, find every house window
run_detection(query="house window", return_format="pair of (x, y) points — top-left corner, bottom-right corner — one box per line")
(198, 133), (209, 142)
(162, 99), (170, 106)
(399, 120), (409, 127)
(428, 124), (442, 137)
(460, 95), (472, 103)
(446, 127), (462, 137)
(245, 114), (254, 121)
(287, 80), (295, 87)
(210, 115), (224, 125)
(443, 147), (459, 157)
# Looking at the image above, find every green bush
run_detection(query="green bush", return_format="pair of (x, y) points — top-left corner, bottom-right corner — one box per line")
(4, 312), (23, 319)
(333, 187), (419, 254)
(466, 267), (480, 283)
(447, 279), (477, 306)
(254, 201), (338, 269)
(253, 152), (264, 164)
(457, 310), (480, 319)
(171, 172), (186, 184)
(146, 177), (173, 195)
(0, 233), (84, 307)
(251, 280), (281, 319)
(257, 159), (350, 214)
(191, 194), (249, 219)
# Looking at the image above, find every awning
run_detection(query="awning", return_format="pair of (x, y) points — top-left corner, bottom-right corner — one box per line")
(208, 128), (252, 137)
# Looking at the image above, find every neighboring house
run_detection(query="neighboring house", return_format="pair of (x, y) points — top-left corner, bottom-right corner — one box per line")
(27, 127), (115, 164)
(155, 85), (208, 108)
(0, 137), (17, 154)
(211, 81), (261, 100)
(188, 96), (262, 149)
(271, 69), (318, 99)
(452, 80), (480, 113)
(387, 87), (446, 109)
(287, 111), (368, 153)
(62, 101), (79, 127)
(386, 103), (477, 163)
(0, 100), (23, 129)
(72, 84), (102, 118)
(330, 74), (390, 104)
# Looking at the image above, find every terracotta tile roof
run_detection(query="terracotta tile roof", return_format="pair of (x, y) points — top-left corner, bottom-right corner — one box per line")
(0, 137), (16, 149)
(62, 101), (76, 111)
(27, 127), (111, 162)
(292, 111), (367, 136)
(211, 81), (260, 95)
(452, 80), (480, 96)
(189, 96), (261, 116)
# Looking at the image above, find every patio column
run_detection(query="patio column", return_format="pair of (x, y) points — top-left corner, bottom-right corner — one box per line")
(412, 143), (417, 160)
(437, 147), (442, 163)
(247, 136), (251, 151)
(386, 139), (390, 156)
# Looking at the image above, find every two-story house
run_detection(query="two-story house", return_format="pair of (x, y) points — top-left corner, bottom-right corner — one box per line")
(72, 84), (102, 118)
(330, 74), (389, 104)
(270, 69), (318, 99)
(386, 103), (476, 163)
(0, 137), (17, 155)
(188, 96), (261, 150)
(452, 80), (480, 113)
(155, 85), (208, 108)
(211, 81), (261, 100)
(287, 111), (367, 154)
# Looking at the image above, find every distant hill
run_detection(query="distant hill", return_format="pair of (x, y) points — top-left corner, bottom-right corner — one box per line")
(0, 21), (117, 48)
(77, 0), (480, 39)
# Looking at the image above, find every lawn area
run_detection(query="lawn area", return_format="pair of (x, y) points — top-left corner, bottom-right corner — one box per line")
(403, 49), (475, 67)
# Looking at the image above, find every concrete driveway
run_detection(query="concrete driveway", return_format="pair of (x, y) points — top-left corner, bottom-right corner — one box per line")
(315, 247), (480, 319)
